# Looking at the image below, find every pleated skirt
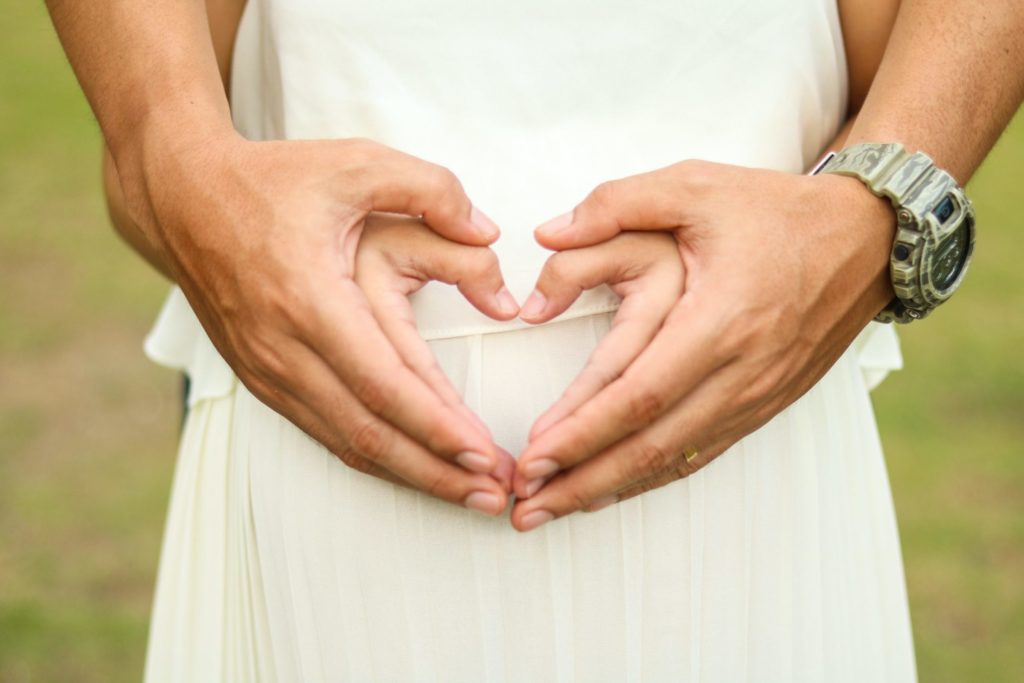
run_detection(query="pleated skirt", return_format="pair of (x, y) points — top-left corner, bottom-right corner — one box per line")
(143, 311), (917, 682)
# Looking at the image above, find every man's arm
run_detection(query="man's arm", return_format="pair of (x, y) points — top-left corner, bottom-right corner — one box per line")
(510, 0), (1024, 530)
(46, 1), (233, 194)
(100, 0), (245, 280)
(847, 0), (1024, 182)
(47, 1), (519, 515)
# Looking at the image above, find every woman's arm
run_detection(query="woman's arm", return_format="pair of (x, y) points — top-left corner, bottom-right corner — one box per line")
(101, 0), (246, 280)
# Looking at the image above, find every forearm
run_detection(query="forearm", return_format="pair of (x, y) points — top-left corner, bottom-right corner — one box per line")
(45, 1), (235, 192)
(65, 0), (246, 280)
(847, 0), (1024, 183)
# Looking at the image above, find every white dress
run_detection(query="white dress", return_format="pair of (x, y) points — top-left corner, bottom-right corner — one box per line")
(142, 0), (917, 680)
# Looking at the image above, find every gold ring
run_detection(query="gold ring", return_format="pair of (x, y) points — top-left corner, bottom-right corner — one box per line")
(682, 445), (699, 464)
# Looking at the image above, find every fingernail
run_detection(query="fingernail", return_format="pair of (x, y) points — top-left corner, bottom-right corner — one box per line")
(464, 491), (503, 515)
(519, 290), (547, 320)
(519, 509), (554, 531)
(496, 287), (520, 316)
(470, 206), (500, 240)
(522, 457), (559, 480)
(525, 476), (547, 498)
(584, 495), (618, 513)
(456, 451), (495, 473)
(536, 211), (574, 236)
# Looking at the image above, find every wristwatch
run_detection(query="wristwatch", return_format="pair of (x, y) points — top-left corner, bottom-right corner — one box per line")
(812, 142), (976, 324)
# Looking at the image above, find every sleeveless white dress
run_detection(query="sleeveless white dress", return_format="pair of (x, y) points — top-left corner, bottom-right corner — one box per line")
(142, 0), (917, 680)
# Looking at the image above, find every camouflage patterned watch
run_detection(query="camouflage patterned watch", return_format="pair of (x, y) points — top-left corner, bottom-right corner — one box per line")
(812, 142), (976, 324)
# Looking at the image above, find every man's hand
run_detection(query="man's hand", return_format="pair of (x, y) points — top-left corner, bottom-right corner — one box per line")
(510, 160), (896, 531)
(141, 133), (516, 516)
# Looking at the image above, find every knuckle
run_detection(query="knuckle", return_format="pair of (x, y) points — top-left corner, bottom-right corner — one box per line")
(466, 246), (499, 277)
(587, 180), (619, 211)
(673, 158), (713, 188)
(343, 136), (381, 162)
(422, 468), (457, 501)
(586, 360), (620, 389)
(568, 488), (591, 513)
(625, 389), (666, 427)
(668, 455), (698, 480)
(352, 374), (397, 417)
(631, 478), (662, 496)
(544, 252), (574, 283)
(336, 447), (376, 475)
(631, 439), (675, 478)
(346, 417), (392, 458)
(429, 165), (464, 201)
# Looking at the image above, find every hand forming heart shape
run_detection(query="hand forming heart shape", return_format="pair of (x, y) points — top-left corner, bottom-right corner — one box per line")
(354, 212), (685, 501)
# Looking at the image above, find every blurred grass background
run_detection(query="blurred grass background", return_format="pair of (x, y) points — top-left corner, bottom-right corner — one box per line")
(0, 2), (1021, 681)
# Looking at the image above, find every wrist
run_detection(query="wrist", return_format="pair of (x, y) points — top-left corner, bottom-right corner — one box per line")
(112, 110), (242, 231)
(816, 142), (976, 323)
(820, 173), (898, 317)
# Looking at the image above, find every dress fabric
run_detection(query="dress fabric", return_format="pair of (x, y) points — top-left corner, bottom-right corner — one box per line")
(142, 0), (917, 680)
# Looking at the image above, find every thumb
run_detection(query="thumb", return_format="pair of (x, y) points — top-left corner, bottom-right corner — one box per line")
(534, 165), (693, 250)
(355, 142), (501, 245)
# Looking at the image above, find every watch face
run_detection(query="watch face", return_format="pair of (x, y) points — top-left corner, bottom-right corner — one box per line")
(930, 217), (972, 291)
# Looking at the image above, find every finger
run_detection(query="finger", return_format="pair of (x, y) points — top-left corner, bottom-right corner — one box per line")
(518, 246), (628, 323)
(516, 295), (727, 481)
(526, 250), (683, 439)
(527, 298), (671, 441)
(357, 143), (501, 245)
(410, 241), (520, 321)
(546, 312), (857, 512)
(492, 447), (517, 493)
(533, 162), (700, 250)
(305, 276), (499, 464)
(243, 366), (407, 489)
(358, 273), (500, 472)
(512, 469), (555, 501)
(264, 336), (510, 515)
(606, 439), (732, 507)
(511, 363), (740, 531)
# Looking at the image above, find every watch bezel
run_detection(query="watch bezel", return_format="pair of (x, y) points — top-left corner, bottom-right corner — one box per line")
(892, 188), (976, 314)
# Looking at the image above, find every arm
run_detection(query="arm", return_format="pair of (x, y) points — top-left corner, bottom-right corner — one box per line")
(510, 0), (1024, 530)
(47, 1), (517, 515)
(846, 0), (1024, 182)
(101, 0), (245, 280)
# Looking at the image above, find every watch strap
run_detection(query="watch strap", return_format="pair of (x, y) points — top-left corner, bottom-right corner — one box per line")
(820, 143), (958, 223)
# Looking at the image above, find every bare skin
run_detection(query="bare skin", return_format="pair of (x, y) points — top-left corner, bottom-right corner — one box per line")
(56, 0), (520, 516)
(509, 0), (1024, 530)
(56, 0), (1024, 528)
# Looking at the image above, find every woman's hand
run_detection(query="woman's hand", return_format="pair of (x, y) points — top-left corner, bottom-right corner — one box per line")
(355, 213), (521, 498)
(510, 160), (896, 531)
(128, 133), (518, 515)
(510, 231), (685, 501)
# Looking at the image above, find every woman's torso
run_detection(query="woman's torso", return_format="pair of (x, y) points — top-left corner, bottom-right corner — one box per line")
(231, 0), (848, 333)
(148, 0), (901, 407)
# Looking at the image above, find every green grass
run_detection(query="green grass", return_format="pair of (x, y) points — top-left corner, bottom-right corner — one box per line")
(1, 3), (1022, 681)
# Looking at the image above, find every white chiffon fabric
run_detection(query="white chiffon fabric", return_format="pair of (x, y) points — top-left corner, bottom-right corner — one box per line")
(142, 0), (916, 680)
